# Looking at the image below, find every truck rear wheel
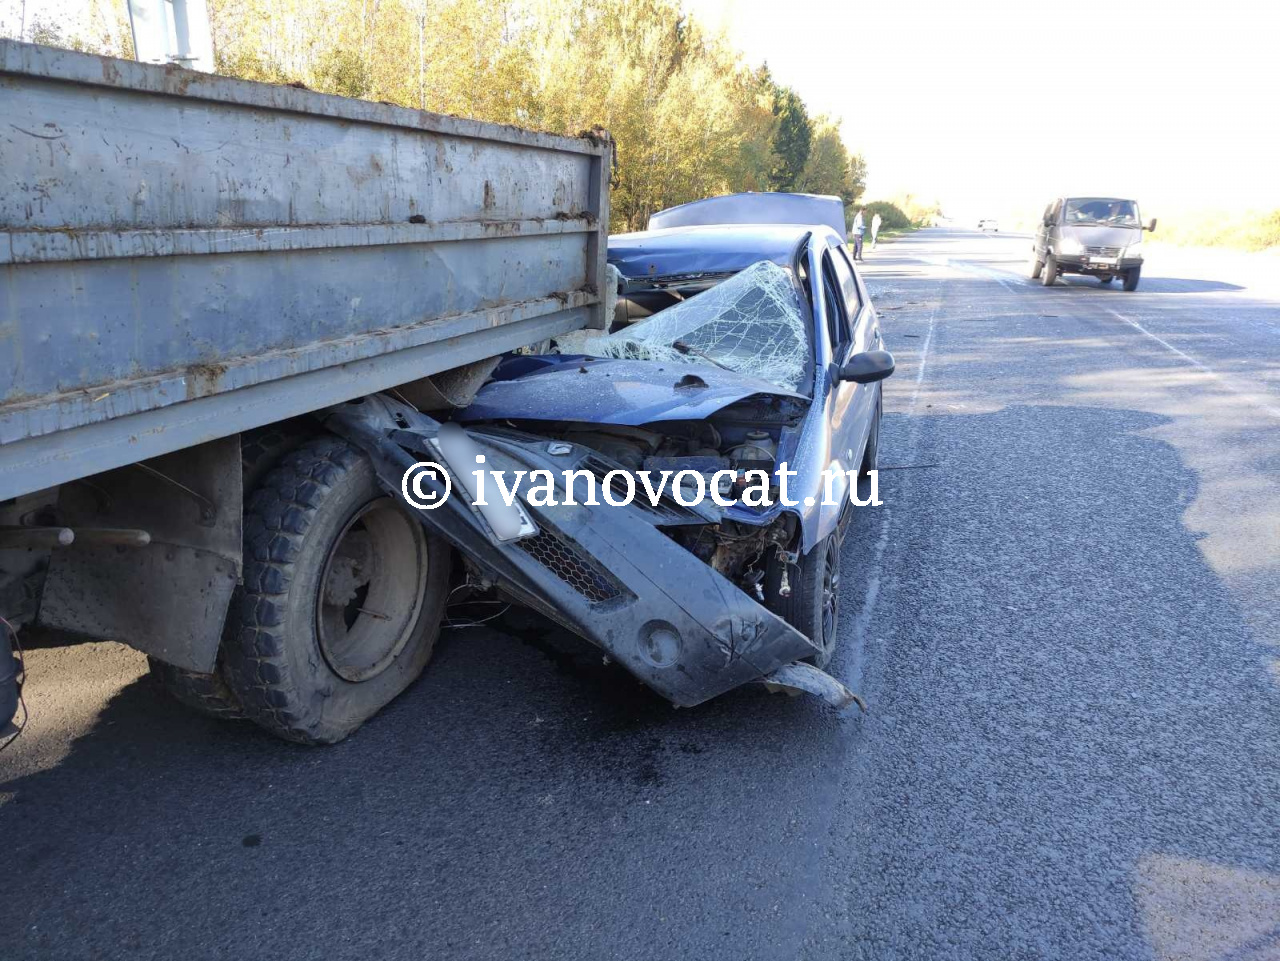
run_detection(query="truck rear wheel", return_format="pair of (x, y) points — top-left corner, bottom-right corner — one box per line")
(223, 436), (451, 744)
(146, 421), (322, 723)
(241, 420), (317, 494)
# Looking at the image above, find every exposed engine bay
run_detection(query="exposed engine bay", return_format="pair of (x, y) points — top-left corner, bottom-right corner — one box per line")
(475, 390), (809, 614)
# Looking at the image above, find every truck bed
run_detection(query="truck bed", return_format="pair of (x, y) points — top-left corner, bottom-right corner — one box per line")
(0, 39), (610, 500)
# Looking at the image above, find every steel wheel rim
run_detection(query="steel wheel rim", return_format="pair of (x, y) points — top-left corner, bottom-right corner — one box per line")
(316, 498), (428, 683)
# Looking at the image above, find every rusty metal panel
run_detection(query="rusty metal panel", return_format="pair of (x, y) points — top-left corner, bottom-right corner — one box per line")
(0, 40), (612, 499)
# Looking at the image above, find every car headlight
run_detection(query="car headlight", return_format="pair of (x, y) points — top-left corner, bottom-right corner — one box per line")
(1057, 237), (1084, 255)
(1124, 241), (1143, 259)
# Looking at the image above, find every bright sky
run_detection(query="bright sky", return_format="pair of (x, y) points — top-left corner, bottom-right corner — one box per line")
(685, 0), (1280, 221)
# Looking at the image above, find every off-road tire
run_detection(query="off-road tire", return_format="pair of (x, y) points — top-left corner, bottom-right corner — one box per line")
(148, 656), (245, 720)
(140, 425), (320, 724)
(1041, 253), (1058, 286)
(1123, 267), (1141, 292)
(767, 534), (842, 670)
(241, 420), (317, 495)
(222, 436), (451, 744)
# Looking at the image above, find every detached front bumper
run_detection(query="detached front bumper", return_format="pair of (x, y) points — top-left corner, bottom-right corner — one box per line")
(323, 396), (847, 709)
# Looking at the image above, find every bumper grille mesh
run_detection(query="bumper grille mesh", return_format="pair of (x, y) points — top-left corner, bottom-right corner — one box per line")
(516, 527), (625, 603)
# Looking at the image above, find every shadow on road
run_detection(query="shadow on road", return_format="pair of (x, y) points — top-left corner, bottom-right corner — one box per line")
(2, 397), (1277, 958)
(0, 603), (848, 959)
(1049, 275), (1246, 293)
(826, 400), (1280, 960)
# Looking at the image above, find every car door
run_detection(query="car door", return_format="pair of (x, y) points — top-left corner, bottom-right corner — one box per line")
(832, 244), (880, 452)
(817, 247), (854, 489)
(822, 243), (877, 486)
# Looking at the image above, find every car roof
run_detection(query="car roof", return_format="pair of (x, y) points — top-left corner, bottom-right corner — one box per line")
(608, 223), (840, 280)
(647, 192), (847, 241)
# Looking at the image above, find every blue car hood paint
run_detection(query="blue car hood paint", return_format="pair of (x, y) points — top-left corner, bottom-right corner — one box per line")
(455, 357), (806, 427)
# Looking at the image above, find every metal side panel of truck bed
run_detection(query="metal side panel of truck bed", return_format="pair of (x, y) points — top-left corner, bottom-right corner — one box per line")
(0, 39), (611, 501)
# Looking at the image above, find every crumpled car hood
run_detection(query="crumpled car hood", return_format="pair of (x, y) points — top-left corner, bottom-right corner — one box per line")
(455, 356), (806, 427)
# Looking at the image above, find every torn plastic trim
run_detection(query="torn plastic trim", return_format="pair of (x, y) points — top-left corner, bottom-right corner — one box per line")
(430, 423), (539, 542)
(321, 394), (827, 708)
(760, 661), (866, 712)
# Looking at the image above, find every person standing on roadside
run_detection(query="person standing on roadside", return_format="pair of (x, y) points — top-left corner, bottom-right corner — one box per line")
(851, 207), (866, 261)
(871, 211), (883, 249)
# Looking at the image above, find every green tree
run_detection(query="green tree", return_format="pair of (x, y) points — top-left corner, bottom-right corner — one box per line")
(844, 152), (867, 207)
(799, 119), (866, 228)
(768, 83), (811, 192)
(16, 0), (862, 233)
(861, 201), (911, 230)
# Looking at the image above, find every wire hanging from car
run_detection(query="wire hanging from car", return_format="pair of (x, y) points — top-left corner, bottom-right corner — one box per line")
(443, 580), (511, 628)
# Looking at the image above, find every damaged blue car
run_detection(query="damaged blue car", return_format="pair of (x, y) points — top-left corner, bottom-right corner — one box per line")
(328, 194), (893, 712)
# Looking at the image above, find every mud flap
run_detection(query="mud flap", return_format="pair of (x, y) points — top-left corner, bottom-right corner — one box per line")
(323, 395), (841, 708)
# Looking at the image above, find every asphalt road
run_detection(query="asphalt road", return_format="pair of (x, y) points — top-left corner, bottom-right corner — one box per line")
(3, 229), (1279, 960)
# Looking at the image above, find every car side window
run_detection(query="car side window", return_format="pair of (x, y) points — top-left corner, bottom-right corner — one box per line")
(820, 252), (850, 359)
(830, 246), (862, 319)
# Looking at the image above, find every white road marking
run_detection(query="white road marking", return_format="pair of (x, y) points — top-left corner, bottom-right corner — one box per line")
(1101, 305), (1280, 420)
(840, 286), (939, 693)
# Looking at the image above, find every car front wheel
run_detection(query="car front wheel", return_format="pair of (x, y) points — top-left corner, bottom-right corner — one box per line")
(1124, 267), (1141, 291)
(1041, 253), (1058, 286)
(768, 534), (843, 670)
(860, 394), (881, 477)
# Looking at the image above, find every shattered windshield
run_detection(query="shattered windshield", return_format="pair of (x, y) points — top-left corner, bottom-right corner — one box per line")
(571, 261), (811, 394)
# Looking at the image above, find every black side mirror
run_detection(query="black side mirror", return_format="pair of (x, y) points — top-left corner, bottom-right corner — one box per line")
(1145, 218), (1157, 233)
(839, 349), (895, 384)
